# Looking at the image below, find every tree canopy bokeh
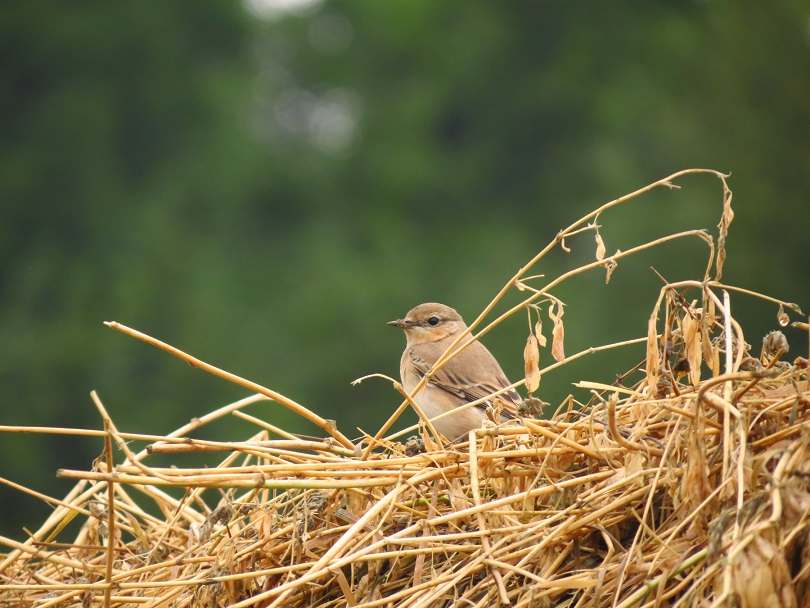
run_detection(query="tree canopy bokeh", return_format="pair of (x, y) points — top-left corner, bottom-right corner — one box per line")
(1, 0), (808, 538)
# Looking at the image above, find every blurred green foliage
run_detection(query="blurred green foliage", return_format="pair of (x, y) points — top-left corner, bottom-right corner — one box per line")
(1, 0), (808, 538)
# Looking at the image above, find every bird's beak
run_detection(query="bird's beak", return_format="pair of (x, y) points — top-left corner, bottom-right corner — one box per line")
(387, 318), (408, 329)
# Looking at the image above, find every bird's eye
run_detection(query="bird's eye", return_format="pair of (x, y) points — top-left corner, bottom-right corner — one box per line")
(427, 316), (440, 326)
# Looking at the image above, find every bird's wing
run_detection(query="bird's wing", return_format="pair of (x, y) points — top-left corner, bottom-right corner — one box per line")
(407, 343), (521, 417)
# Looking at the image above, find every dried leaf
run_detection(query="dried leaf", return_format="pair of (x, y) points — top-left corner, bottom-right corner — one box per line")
(523, 335), (541, 394)
(625, 452), (645, 486)
(682, 310), (702, 385)
(549, 303), (565, 362)
(715, 180), (734, 280)
(595, 232), (606, 261)
(777, 304), (790, 327)
(447, 478), (471, 512)
(534, 319), (547, 347)
(683, 414), (711, 539)
(731, 534), (798, 608)
(700, 316), (714, 366)
(604, 256), (618, 284)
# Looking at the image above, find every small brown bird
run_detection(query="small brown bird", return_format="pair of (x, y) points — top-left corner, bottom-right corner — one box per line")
(388, 303), (520, 440)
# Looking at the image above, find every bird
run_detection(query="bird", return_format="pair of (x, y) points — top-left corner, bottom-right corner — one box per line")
(388, 302), (521, 440)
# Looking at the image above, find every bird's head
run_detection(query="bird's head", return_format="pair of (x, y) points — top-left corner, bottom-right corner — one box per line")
(388, 303), (467, 345)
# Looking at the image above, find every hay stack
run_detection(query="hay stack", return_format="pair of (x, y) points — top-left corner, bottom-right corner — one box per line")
(2, 170), (808, 607)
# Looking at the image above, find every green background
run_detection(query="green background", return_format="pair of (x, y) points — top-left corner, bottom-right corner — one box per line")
(1, 0), (808, 539)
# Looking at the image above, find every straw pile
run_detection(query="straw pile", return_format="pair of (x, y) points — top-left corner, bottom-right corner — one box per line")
(1, 170), (809, 607)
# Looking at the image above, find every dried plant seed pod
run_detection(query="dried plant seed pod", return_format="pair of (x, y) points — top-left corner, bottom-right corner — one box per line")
(762, 330), (789, 358)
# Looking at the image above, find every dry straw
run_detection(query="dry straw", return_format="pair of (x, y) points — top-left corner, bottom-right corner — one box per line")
(2, 169), (809, 607)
